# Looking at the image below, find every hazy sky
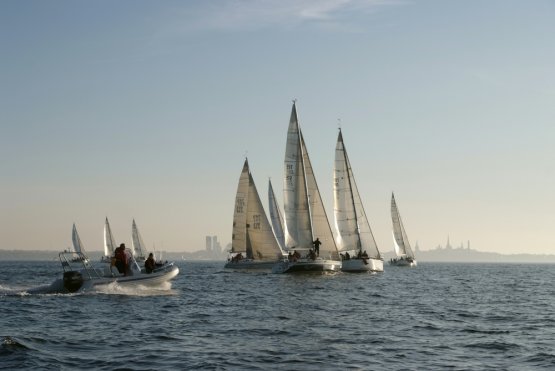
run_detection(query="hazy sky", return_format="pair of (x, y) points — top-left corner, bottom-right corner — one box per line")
(1, 0), (554, 255)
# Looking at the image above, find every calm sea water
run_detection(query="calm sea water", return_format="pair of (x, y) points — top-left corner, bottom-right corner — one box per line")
(1, 260), (555, 370)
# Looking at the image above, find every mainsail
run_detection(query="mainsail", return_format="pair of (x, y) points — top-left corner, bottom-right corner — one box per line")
(283, 102), (339, 260)
(333, 129), (381, 259)
(131, 219), (147, 260)
(104, 217), (117, 257)
(268, 179), (286, 251)
(391, 193), (415, 259)
(231, 159), (283, 261)
(72, 223), (87, 256)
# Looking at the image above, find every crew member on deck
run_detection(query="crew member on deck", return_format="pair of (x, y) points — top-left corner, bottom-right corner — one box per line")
(313, 238), (321, 256)
(114, 243), (128, 275)
(145, 252), (156, 274)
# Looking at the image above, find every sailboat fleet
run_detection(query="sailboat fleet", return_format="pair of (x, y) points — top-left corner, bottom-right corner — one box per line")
(226, 101), (417, 273)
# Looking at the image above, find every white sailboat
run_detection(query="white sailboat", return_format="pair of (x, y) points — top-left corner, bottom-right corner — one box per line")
(225, 158), (284, 270)
(100, 217), (117, 263)
(131, 219), (147, 262)
(273, 102), (341, 273)
(268, 178), (286, 251)
(390, 193), (417, 267)
(70, 223), (89, 263)
(334, 129), (383, 272)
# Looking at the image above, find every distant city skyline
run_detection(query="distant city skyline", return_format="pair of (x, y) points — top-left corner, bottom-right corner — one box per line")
(1, 1), (554, 255)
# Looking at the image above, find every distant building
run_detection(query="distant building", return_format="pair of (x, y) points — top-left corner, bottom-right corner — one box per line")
(205, 235), (222, 253)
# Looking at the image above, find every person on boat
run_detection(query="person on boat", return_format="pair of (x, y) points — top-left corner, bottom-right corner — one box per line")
(345, 251), (350, 260)
(313, 238), (321, 256)
(113, 243), (127, 275)
(288, 252), (293, 262)
(145, 252), (156, 274)
(309, 249), (316, 260)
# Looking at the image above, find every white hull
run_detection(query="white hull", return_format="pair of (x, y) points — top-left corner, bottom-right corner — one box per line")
(69, 264), (178, 293)
(389, 258), (417, 267)
(91, 265), (179, 288)
(341, 258), (383, 273)
(272, 258), (341, 274)
(224, 260), (278, 270)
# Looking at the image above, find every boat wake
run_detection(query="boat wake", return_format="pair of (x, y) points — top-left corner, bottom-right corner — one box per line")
(0, 279), (175, 297)
(90, 281), (176, 296)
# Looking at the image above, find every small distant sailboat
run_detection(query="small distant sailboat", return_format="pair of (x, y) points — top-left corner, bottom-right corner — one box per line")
(100, 217), (117, 263)
(131, 219), (147, 262)
(333, 129), (383, 272)
(268, 179), (286, 251)
(390, 193), (417, 267)
(273, 102), (341, 273)
(70, 223), (89, 263)
(224, 158), (284, 270)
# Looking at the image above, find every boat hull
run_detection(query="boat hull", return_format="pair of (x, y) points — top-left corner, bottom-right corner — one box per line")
(62, 264), (179, 293)
(272, 259), (341, 274)
(90, 265), (179, 288)
(224, 260), (278, 270)
(341, 258), (383, 272)
(389, 258), (417, 267)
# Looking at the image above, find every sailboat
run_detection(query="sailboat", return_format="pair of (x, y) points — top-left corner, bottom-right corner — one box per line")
(100, 217), (117, 263)
(333, 129), (383, 272)
(273, 102), (341, 273)
(131, 219), (147, 262)
(268, 179), (286, 251)
(70, 223), (89, 263)
(390, 193), (417, 267)
(224, 158), (284, 270)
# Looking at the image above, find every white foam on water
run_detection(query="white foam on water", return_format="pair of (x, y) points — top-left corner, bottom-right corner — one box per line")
(91, 281), (176, 296)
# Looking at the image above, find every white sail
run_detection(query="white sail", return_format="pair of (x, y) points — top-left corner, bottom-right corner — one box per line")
(231, 160), (250, 254)
(231, 159), (282, 260)
(72, 223), (86, 256)
(268, 179), (286, 251)
(104, 217), (117, 257)
(333, 129), (381, 259)
(391, 193), (415, 259)
(131, 219), (147, 260)
(300, 131), (339, 260)
(392, 230), (401, 256)
(283, 103), (313, 250)
(282, 102), (339, 260)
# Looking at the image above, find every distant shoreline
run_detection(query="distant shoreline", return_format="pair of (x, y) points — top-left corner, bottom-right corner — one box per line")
(2, 248), (555, 263)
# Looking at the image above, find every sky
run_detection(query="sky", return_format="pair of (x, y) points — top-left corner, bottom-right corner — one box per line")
(1, 0), (554, 255)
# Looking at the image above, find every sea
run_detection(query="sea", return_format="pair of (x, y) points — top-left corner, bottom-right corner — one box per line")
(1, 260), (555, 370)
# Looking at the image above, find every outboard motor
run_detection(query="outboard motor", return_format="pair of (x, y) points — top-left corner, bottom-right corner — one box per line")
(63, 271), (84, 293)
